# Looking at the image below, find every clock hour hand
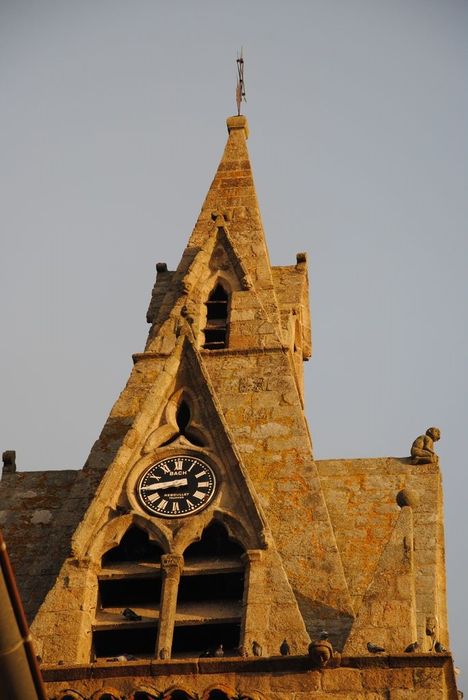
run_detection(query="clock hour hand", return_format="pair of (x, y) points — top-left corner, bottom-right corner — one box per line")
(142, 478), (188, 491)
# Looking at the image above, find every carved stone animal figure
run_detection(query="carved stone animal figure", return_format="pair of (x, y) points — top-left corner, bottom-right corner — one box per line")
(411, 427), (441, 464)
(309, 632), (333, 667)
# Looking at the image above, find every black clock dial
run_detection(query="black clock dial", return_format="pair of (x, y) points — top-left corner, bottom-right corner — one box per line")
(137, 455), (216, 518)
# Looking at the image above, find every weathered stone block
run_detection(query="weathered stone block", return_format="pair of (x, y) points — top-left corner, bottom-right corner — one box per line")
(322, 668), (363, 690)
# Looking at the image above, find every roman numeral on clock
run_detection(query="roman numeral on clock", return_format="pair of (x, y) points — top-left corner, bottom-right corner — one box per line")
(174, 459), (184, 471)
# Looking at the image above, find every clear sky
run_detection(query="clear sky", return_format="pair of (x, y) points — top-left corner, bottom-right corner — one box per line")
(1, 0), (466, 687)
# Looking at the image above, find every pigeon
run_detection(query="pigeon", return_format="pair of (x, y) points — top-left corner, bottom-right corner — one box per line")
(404, 642), (419, 653)
(367, 642), (385, 654)
(214, 644), (224, 658)
(319, 631), (329, 641)
(280, 639), (290, 656)
(200, 649), (213, 658)
(252, 640), (263, 657)
(122, 607), (142, 621)
(434, 641), (448, 653)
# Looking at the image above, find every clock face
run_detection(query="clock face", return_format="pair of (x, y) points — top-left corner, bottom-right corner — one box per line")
(137, 455), (216, 518)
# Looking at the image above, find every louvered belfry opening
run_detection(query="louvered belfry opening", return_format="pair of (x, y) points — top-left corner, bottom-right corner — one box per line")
(93, 526), (163, 658)
(203, 283), (229, 349)
(172, 521), (244, 657)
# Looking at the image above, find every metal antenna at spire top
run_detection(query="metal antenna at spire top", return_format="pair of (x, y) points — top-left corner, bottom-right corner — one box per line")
(236, 48), (246, 116)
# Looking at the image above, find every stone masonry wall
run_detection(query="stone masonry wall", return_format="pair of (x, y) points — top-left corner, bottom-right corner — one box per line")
(42, 655), (457, 700)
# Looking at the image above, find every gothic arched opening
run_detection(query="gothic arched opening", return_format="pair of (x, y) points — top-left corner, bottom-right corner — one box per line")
(165, 691), (193, 700)
(102, 526), (164, 565)
(203, 283), (229, 349)
(172, 521), (245, 658)
(184, 521), (243, 561)
(94, 526), (162, 659)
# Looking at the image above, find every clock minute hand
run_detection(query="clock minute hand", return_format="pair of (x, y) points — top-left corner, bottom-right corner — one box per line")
(142, 478), (188, 491)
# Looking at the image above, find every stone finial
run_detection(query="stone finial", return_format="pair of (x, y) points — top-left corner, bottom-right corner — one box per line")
(396, 489), (420, 508)
(2, 450), (16, 475)
(226, 115), (249, 138)
(410, 427), (441, 465)
(296, 252), (307, 265)
(156, 262), (168, 273)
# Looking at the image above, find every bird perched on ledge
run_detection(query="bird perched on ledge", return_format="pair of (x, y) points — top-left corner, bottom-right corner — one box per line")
(122, 607), (142, 621)
(280, 639), (290, 656)
(252, 640), (262, 657)
(434, 641), (448, 653)
(367, 642), (385, 654)
(214, 644), (224, 658)
(404, 642), (419, 653)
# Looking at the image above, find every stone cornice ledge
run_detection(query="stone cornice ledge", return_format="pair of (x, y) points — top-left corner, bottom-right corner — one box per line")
(42, 653), (454, 681)
(133, 346), (290, 363)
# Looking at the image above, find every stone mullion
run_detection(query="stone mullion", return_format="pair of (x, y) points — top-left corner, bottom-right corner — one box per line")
(156, 553), (183, 659)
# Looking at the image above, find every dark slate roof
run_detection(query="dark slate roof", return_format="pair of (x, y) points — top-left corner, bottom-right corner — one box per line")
(0, 469), (83, 622)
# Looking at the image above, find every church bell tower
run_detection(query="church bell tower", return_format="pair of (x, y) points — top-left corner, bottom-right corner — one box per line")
(0, 112), (457, 700)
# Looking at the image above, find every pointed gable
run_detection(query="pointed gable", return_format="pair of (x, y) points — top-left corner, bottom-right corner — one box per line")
(31, 336), (310, 661)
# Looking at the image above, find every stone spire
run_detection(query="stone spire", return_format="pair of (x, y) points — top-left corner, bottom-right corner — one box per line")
(145, 115), (284, 353)
(187, 115), (274, 290)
